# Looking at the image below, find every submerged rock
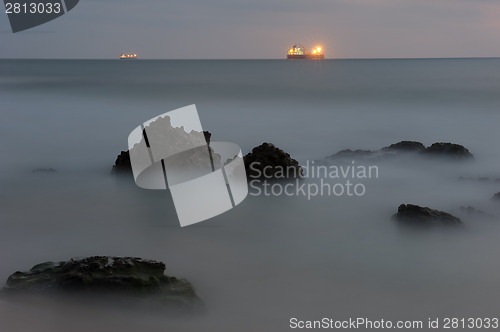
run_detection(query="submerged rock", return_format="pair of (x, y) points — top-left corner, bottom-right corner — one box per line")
(2, 256), (202, 311)
(393, 204), (462, 226)
(423, 142), (473, 159)
(243, 142), (302, 179)
(329, 149), (374, 158)
(382, 141), (426, 152)
(327, 141), (474, 162)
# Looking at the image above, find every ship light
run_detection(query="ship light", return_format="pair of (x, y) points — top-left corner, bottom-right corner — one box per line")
(312, 50), (317, 54)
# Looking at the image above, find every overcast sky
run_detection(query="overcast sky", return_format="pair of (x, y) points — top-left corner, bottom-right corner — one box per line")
(1, 0), (499, 59)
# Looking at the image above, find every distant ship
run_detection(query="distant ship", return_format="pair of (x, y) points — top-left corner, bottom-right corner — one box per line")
(120, 53), (138, 60)
(287, 44), (324, 60)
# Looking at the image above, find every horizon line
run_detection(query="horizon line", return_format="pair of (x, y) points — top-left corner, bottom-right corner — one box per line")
(1, 56), (499, 61)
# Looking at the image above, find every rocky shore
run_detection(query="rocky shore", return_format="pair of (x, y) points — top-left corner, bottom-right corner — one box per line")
(393, 204), (462, 226)
(2, 256), (203, 311)
(327, 141), (473, 162)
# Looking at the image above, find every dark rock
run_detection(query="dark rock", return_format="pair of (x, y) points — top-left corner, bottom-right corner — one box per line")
(382, 141), (426, 152)
(325, 141), (473, 163)
(112, 130), (212, 174)
(331, 149), (374, 158)
(493, 192), (500, 200)
(393, 204), (462, 226)
(2, 256), (202, 311)
(423, 142), (474, 159)
(33, 168), (57, 173)
(244, 142), (302, 179)
(112, 151), (132, 174)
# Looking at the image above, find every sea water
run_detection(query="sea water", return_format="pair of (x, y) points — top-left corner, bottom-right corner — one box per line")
(1, 59), (500, 331)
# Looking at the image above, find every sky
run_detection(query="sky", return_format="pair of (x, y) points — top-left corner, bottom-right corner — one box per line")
(1, 0), (499, 59)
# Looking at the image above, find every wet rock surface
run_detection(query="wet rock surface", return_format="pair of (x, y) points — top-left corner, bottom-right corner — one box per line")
(327, 141), (473, 162)
(423, 142), (473, 159)
(243, 142), (303, 179)
(393, 204), (462, 226)
(2, 256), (202, 311)
(382, 141), (426, 152)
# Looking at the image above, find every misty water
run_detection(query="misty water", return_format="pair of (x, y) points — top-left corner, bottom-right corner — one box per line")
(1, 59), (500, 331)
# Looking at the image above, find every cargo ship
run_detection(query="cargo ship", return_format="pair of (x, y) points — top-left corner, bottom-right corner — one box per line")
(287, 44), (324, 60)
(120, 53), (138, 59)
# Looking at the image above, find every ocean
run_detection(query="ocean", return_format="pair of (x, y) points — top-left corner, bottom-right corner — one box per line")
(1, 59), (500, 331)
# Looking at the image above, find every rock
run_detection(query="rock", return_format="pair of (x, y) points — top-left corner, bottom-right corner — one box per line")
(331, 149), (374, 158)
(244, 142), (302, 179)
(111, 130), (212, 174)
(493, 192), (500, 200)
(382, 141), (426, 152)
(325, 141), (474, 163)
(423, 142), (473, 159)
(112, 151), (132, 174)
(2, 256), (202, 311)
(393, 204), (462, 226)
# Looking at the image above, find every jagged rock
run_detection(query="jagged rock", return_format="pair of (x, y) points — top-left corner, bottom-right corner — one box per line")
(112, 151), (132, 174)
(382, 141), (426, 152)
(331, 149), (374, 158)
(423, 142), (473, 159)
(326, 141), (473, 163)
(244, 142), (302, 179)
(393, 204), (462, 226)
(2, 256), (202, 311)
(111, 130), (212, 174)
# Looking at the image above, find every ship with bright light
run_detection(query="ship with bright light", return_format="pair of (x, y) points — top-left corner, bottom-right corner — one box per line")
(120, 53), (138, 60)
(287, 44), (324, 60)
